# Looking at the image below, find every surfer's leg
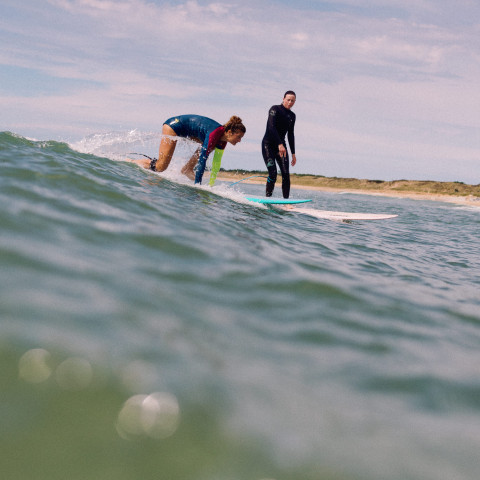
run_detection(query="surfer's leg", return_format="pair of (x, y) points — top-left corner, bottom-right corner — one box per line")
(277, 152), (290, 198)
(181, 147), (201, 181)
(153, 124), (178, 172)
(262, 141), (277, 197)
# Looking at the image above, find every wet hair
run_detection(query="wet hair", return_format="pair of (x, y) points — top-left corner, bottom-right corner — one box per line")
(284, 90), (296, 98)
(224, 115), (246, 134)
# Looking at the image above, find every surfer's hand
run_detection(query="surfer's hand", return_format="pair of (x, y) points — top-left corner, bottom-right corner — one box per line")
(278, 144), (287, 158)
(291, 155), (297, 167)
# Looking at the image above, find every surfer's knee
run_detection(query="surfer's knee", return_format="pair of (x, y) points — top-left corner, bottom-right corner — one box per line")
(182, 169), (195, 181)
(267, 170), (277, 183)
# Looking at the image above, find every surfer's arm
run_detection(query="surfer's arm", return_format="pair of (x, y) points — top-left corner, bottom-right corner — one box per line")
(287, 115), (296, 155)
(287, 114), (296, 164)
(208, 148), (224, 186)
(194, 127), (224, 184)
(194, 145), (208, 184)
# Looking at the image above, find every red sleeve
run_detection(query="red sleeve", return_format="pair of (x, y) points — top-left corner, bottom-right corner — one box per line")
(195, 126), (227, 184)
(205, 126), (227, 155)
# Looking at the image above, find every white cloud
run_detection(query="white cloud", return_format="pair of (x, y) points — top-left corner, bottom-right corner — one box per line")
(1, 0), (480, 182)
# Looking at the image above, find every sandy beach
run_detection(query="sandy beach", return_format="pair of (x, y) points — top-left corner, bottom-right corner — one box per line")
(290, 183), (480, 208)
(217, 173), (480, 208)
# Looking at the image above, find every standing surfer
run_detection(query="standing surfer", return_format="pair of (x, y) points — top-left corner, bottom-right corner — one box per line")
(131, 115), (245, 185)
(261, 91), (297, 198)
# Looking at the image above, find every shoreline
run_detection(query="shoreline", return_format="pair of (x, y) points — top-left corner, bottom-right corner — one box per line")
(216, 174), (480, 208)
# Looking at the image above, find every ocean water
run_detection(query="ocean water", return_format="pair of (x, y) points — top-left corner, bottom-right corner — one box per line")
(1, 130), (480, 480)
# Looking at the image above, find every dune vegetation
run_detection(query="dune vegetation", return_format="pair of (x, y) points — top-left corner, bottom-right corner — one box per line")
(218, 170), (480, 198)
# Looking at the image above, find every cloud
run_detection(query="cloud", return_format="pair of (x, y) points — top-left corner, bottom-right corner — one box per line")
(1, 0), (480, 181)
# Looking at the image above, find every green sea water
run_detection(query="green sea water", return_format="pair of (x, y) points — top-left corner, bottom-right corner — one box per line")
(1, 131), (480, 480)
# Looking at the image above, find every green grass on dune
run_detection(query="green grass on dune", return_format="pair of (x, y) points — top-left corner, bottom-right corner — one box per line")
(219, 170), (480, 197)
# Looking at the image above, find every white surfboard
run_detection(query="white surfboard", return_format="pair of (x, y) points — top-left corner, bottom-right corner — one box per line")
(245, 196), (312, 205)
(279, 206), (398, 221)
(129, 159), (397, 220)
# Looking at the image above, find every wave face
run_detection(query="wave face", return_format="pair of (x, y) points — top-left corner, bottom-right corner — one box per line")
(2, 131), (480, 480)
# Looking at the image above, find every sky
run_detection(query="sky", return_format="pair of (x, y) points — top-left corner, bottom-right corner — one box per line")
(1, 0), (479, 183)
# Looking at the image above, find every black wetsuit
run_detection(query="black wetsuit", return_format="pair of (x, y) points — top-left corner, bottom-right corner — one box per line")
(261, 104), (296, 198)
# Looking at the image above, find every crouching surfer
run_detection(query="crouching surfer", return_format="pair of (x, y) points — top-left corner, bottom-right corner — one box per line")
(130, 115), (246, 185)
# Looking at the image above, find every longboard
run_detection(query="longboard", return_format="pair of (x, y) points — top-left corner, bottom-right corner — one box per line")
(132, 160), (396, 220)
(279, 206), (398, 221)
(245, 197), (312, 205)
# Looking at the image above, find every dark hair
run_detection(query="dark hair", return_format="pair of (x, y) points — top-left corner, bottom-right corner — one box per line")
(284, 90), (296, 98)
(224, 115), (246, 134)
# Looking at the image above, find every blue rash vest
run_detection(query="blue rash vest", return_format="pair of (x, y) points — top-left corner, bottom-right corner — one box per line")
(164, 115), (227, 184)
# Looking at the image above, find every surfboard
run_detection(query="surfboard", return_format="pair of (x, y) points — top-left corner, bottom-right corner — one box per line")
(245, 197), (313, 205)
(132, 159), (395, 220)
(279, 206), (398, 221)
